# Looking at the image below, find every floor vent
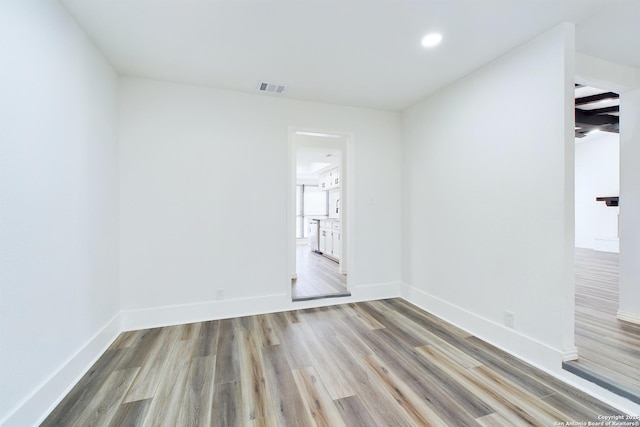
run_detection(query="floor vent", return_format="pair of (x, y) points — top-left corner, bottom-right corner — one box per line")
(257, 81), (286, 94)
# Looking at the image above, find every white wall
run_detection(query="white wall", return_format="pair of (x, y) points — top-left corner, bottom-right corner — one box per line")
(619, 88), (640, 323)
(575, 132), (620, 252)
(118, 78), (402, 326)
(2, 6), (632, 422)
(402, 24), (575, 367)
(0, 0), (119, 425)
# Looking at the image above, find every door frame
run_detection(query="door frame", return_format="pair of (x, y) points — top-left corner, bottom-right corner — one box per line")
(286, 127), (354, 300)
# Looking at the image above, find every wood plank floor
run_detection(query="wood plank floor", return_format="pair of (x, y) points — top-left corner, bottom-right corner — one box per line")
(564, 248), (640, 403)
(43, 299), (627, 426)
(292, 244), (349, 301)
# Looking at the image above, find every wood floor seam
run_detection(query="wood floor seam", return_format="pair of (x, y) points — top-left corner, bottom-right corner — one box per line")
(42, 298), (630, 426)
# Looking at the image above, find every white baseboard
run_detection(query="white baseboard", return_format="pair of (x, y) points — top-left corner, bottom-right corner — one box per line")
(2, 313), (121, 427)
(400, 283), (640, 414)
(121, 281), (401, 331)
(121, 294), (289, 331)
(354, 281), (400, 300)
(562, 346), (579, 362)
(401, 283), (565, 368)
(527, 349), (640, 415)
(7, 281), (638, 425)
(5, 280), (400, 426)
(617, 310), (640, 325)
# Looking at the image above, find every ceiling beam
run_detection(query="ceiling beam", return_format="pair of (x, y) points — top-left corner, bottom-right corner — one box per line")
(575, 109), (619, 126)
(599, 123), (620, 134)
(575, 92), (619, 106)
(581, 105), (619, 115)
(575, 109), (619, 136)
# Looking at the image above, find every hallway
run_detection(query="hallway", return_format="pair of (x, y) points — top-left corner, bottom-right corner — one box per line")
(292, 244), (350, 301)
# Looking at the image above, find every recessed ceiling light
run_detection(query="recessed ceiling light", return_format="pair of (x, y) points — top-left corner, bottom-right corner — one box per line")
(421, 32), (443, 48)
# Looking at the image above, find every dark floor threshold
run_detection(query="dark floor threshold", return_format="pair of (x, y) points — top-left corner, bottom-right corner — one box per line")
(563, 361), (640, 404)
(292, 292), (351, 302)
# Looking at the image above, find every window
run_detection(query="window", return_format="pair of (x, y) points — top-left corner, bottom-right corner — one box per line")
(296, 185), (327, 238)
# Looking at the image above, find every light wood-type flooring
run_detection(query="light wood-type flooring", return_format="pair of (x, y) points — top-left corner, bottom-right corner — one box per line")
(42, 298), (627, 426)
(292, 244), (349, 301)
(564, 248), (640, 403)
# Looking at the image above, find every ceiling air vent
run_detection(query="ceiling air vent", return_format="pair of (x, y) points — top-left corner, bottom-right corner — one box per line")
(257, 81), (286, 94)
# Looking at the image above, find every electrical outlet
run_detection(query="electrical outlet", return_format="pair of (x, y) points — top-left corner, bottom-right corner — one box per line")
(504, 311), (515, 328)
(216, 289), (224, 301)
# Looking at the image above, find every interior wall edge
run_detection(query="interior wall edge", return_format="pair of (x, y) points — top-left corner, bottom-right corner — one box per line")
(561, 19), (578, 372)
(1, 313), (121, 427)
(401, 283), (640, 416)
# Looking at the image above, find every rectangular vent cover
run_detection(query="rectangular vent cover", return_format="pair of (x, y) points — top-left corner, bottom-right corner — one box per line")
(258, 81), (286, 94)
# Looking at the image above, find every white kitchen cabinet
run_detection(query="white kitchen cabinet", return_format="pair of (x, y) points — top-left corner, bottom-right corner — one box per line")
(324, 229), (333, 256)
(319, 220), (340, 262)
(332, 231), (341, 260)
(331, 168), (340, 188)
(319, 172), (329, 190)
(318, 167), (340, 190)
(319, 227), (327, 253)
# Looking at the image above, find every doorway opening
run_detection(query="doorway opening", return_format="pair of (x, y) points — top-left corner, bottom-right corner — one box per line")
(564, 83), (640, 403)
(290, 130), (350, 301)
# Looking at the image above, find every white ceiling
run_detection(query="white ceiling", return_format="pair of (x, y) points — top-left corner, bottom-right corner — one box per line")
(295, 134), (344, 178)
(297, 147), (342, 166)
(60, 0), (640, 111)
(296, 147), (341, 178)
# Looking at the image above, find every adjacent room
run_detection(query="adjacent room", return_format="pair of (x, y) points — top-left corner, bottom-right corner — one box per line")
(292, 131), (350, 301)
(2, 0), (640, 425)
(565, 84), (640, 402)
